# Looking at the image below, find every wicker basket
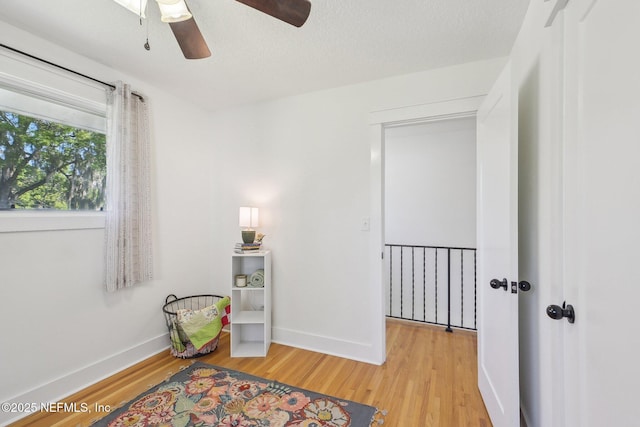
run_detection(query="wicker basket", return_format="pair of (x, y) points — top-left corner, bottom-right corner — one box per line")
(162, 294), (229, 358)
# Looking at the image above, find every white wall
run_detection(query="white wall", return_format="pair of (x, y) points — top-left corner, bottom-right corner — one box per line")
(205, 59), (504, 362)
(0, 23), (218, 425)
(384, 117), (477, 248)
(0, 19), (506, 424)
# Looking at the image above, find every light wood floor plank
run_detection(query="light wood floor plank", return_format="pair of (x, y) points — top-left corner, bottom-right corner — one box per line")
(9, 319), (490, 426)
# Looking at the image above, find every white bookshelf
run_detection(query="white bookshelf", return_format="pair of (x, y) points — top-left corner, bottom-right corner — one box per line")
(230, 250), (271, 357)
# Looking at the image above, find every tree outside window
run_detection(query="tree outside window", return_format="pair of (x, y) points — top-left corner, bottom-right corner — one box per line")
(0, 110), (106, 210)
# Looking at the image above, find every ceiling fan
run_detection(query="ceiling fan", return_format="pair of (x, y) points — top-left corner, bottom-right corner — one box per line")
(113, 0), (312, 60)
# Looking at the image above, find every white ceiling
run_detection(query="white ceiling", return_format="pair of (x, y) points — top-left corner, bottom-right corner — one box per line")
(0, 0), (530, 112)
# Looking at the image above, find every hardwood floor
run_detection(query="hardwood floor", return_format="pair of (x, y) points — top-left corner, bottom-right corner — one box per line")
(10, 319), (491, 426)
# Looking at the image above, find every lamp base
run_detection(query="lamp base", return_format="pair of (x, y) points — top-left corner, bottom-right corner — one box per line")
(241, 230), (256, 244)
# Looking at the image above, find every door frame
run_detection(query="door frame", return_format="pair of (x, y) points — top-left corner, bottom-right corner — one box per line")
(368, 95), (485, 364)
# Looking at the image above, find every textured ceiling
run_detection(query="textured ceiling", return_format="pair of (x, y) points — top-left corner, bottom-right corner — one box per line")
(0, 0), (530, 112)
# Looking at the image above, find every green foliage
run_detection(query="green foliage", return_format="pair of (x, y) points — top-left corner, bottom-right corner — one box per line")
(0, 111), (106, 210)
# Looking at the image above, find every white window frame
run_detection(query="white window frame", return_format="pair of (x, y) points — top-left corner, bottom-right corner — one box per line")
(0, 210), (105, 232)
(0, 48), (108, 232)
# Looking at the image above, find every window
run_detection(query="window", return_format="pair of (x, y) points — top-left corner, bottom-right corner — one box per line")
(0, 48), (108, 212)
(0, 111), (106, 210)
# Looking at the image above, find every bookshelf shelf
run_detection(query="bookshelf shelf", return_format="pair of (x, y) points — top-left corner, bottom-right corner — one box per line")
(230, 250), (271, 357)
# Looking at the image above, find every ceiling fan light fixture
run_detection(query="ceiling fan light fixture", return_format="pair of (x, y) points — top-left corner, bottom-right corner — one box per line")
(156, 0), (192, 23)
(113, 0), (148, 17)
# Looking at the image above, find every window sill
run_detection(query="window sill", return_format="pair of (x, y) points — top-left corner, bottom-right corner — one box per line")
(0, 211), (105, 233)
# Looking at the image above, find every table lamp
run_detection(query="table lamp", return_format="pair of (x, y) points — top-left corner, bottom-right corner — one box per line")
(239, 206), (259, 243)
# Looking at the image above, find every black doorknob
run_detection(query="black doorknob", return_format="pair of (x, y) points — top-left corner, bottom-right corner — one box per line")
(546, 301), (575, 324)
(519, 281), (531, 292)
(490, 278), (508, 291)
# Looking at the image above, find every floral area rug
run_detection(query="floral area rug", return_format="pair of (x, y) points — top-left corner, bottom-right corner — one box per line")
(92, 362), (384, 426)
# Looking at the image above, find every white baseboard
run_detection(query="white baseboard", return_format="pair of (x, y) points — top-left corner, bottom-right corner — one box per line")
(0, 333), (170, 426)
(272, 326), (383, 366)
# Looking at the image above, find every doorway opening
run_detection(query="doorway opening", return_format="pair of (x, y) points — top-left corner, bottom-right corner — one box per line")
(384, 116), (477, 331)
(368, 96), (484, 363)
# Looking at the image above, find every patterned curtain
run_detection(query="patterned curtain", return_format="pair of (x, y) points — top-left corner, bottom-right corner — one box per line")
(104, 82), (153, 292)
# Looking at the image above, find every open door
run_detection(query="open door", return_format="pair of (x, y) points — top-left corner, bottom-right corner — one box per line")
(561, 0), (640, 425)
(476, 62), (522, 427)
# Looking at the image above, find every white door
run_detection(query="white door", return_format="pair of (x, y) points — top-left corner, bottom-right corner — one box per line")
(562, 0), (640, 425)
(476, 62), (521, 427)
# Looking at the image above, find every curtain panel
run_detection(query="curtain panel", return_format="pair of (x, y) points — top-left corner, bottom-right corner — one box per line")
(104, 82), (153, 292)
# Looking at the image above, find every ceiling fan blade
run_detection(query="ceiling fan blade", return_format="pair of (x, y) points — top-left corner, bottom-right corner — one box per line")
(169, 18), (211, 59)
(235, 0), (311, 27)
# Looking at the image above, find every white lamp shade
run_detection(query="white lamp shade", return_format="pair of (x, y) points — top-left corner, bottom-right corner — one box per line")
(239, 207), (259, 228)
(113, 0), (148, 17)
(156, 0), (192, 22)
(250, 207), (259, 227)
